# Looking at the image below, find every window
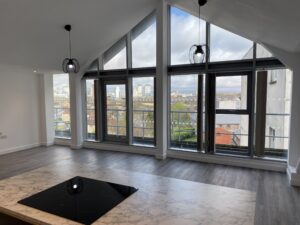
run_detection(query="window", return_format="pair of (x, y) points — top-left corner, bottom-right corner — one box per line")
(264, 69), (292, 158)
(210, 25), (253, 62)
(104, 82), (127, 141)
(132, 77), (155, 145)
(80, 6), (291, 162)
(214, 73), (251, 155)
(53, 74), (71, 138)
(216, 76), (247, 110)
(170, 75), (198, 150)
(170, 6), (206, 65)
(132, 15), (156, 68)
(85, 79), (97, 140)
(215, 114), (249, 150)
(103, 38), (127, 70)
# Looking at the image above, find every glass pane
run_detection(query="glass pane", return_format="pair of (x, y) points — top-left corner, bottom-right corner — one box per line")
(106, 84), (127, 138)
(86, 80), (96, 140)
(216, 76), (247, 110)
(132, 77), (155, 146)
(132, 19), (156, 68)
(264, 69), (292, 159)
(215, 114), (249, 151)
(171, 7), (206, 65)
(256, 44), (273, 58)
(104, 38), (127, 70)
(53, 74), (71, 138)
(210, 25), (253, 62)
(170, 75), (198, 150)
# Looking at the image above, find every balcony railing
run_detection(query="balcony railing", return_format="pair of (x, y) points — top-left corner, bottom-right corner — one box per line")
(54, 107), (71, 138)
(58, 105), (290, 156)
(170, 111), (198, 149)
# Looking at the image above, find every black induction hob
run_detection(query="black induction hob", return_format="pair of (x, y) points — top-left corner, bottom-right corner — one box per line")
(18, 176), (138, 225)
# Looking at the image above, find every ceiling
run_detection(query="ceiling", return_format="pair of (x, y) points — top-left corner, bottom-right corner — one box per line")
(0, 0), (158, 72)
(0, 0), (299, 72)
(174, 0), (300, 54)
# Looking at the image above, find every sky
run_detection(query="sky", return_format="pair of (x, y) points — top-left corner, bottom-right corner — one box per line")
(53, 74), (69, 89)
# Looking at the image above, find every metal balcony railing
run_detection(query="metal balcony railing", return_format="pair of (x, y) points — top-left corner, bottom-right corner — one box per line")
(54, 106), (290, 154)
(54, 107), (71, 138)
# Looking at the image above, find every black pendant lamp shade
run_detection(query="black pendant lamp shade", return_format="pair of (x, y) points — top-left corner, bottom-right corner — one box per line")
(62, 25), (80, 73)
(189, 0), (209, 64)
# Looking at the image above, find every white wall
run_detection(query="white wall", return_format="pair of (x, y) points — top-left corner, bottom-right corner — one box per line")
(0, 64), (41, 154)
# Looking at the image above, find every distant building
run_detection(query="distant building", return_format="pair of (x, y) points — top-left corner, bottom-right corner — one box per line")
(240, 44), (292, 150)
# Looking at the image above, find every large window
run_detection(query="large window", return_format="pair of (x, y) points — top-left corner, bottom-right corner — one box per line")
(53, 74), (71, 138)
(171, 7), (206, 65)
(132, 77), (155, 145)
(170, 75), (198, 150)
(81, 6), (291, 161)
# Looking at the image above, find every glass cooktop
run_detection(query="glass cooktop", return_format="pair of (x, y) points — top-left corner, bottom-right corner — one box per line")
(18, 176), (138, 225)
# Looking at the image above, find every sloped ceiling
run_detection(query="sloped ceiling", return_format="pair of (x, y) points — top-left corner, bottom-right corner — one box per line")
(0, 0), (158, 72)
(0, 0), (299, 72)
(173, 0), (300, 54)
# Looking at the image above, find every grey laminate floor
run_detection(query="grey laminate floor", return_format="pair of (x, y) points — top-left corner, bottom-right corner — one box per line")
(0, 146), (299, 225)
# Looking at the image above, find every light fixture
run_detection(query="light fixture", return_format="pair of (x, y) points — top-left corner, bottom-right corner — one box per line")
(62, 24), (80, 73)
(189, 0), (209, 64)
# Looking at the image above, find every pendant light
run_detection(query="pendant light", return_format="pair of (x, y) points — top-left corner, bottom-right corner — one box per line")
(62, 24), (80, 73)
(189, 0), (209, 64)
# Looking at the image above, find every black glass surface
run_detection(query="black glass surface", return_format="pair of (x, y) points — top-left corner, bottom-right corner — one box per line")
(18, 176), (138, 225)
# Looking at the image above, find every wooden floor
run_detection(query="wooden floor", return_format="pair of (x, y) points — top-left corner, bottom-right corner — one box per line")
(0, 146), (299, 225)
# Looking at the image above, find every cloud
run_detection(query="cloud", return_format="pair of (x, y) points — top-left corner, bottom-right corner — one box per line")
(171, 75), (198, 93)
(132, 22), (156, 68)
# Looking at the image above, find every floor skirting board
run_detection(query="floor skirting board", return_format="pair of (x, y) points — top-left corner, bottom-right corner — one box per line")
(0, 143), (41, 156)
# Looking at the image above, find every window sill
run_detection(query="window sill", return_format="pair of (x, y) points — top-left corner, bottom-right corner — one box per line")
(83, 141), (157, 156)
(167, 149), (287, 172)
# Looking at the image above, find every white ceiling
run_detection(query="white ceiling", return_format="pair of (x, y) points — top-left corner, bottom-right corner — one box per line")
(0, 0), (158, 72)
(174, 0), (300, 54)
(0, 0), (299, 72)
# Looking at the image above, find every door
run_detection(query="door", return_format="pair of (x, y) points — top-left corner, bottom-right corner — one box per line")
(103, 81), (128, 142)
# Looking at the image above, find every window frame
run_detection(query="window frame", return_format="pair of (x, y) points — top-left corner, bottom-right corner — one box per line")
(213, 71), (253, 156)
(81, 4), (289, 160)
(102, 79), (129, 143)
(53, 73), (71, 139)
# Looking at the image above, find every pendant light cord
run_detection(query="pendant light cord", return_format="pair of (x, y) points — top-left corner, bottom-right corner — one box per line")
(69, 31), (72, 59)
(198, 1), (201, 45)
